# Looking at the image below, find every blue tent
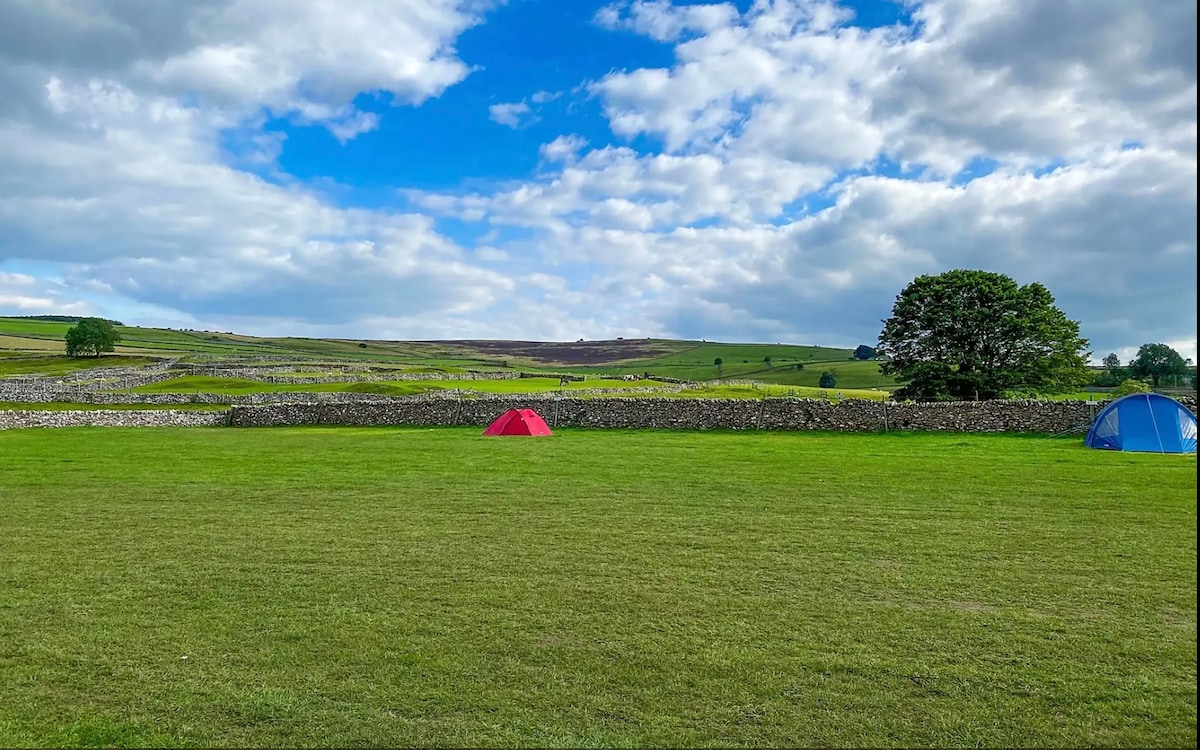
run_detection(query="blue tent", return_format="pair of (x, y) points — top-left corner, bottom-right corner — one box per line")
(1085, 393), (1198, 453)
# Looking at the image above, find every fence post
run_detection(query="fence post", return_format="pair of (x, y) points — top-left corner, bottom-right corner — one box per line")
(882, 399), (889, 432)
(756, 395), (766, 430)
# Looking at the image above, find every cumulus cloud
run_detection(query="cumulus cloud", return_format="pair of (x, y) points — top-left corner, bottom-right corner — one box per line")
(488, 100), (534, 129)
(539, 134), (590, 162)
(0, 0), (1195, 356)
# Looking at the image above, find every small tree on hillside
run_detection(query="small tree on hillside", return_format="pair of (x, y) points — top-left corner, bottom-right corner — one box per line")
(64, 317), (121, 358)
(853, 344), (876, 360)
(763, 356), (773, 369)
(1128, 343), (1188, 387)
(819, 370), (837, 388)
(713, 357), (723, 377)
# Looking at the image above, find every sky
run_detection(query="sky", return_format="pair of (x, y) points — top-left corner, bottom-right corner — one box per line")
(0, 0), (1195, 364)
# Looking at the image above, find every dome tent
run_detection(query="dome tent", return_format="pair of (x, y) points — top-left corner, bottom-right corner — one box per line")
(483, 408), (552, 436)
(1085, 393), (1197, 453)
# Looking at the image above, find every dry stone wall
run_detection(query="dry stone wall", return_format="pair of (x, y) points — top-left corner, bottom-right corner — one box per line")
(0, 409), (228, 430)
(223, 396), (1170, 433)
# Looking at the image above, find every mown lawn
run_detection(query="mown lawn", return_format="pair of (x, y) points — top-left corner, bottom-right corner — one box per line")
(0, 428), (1195, 748)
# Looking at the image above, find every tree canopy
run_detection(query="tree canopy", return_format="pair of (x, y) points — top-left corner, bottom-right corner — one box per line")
(1128, 343), (1188, 387)
(877, 270), (1091, 401)
(853, 345), (876, 360)
(64, 317), (122, 358)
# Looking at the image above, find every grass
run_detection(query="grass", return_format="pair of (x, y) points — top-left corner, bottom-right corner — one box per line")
(129, 376), (679, 397)
(0, 428), (1194, 748)
(128, 376), (886, 401)
(674, 384), (889, 400)
(0, 355), (160, 377)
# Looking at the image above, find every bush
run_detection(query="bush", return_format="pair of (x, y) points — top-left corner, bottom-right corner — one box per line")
(818, 370), (837, 388)
(1111, 379), (1152, 398)
(1002, 387), (1042, 399)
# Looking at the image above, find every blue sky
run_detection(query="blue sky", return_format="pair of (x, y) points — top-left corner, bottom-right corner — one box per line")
(0, 0), (1195, 363)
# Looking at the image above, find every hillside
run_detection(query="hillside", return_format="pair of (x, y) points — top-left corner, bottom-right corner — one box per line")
(0, 316), (894, 388)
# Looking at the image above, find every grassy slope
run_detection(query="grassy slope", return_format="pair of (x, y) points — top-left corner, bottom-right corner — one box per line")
(0, 428), (1194, 748)
(0, 355), (161, 377)
(1, 318), (891, 385)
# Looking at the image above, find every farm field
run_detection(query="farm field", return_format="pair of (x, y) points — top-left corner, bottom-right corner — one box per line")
(1, 428), (1195, 748)
(0, 317), (893, 389)
(123, 375), (890, 401)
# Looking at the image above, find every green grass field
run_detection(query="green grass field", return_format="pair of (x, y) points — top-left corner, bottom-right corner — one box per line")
(0, 355), (161, 377)
(1, 318), (894, 386)
(1, 428), (1194, 748)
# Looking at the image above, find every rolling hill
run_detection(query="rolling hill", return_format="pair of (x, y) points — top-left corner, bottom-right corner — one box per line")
(0, 316), (895, 388)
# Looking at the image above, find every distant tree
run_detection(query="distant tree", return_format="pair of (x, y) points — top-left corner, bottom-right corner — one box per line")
(763, 356), (773, 368)
(794, 363), (805, 371)
(358, 342), (368, 349)
(1128, 343), (1188, 387)
(877, 270), (1090, 401)
(1112, 379), (1152, 398)
(64, 317), (121, 358)
(1094, 352), (1126, 387)
(853, 345), (876, 360)
(713, 357), (723, 377)
(818, 370), (837, 388)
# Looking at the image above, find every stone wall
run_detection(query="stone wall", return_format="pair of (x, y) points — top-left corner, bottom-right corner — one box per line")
(4, 395), (1195, 433)
(225, 396), (1142, 433)
(0, 409), (229, 430)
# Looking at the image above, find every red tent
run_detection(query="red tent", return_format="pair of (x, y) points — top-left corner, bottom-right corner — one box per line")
(483, 408), (553, 436)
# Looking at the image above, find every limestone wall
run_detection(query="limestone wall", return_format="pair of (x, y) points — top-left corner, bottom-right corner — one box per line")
(4, 395), (1194, 433)
(225, 397), (1134, 433)
(0, 409), (228, 430)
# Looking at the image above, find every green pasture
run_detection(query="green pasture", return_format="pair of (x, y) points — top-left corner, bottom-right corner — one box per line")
(561, 342), (857, 381)
(126, 375), (889, 401)
(0, 355), (160, 377)
(674, 384), (888, 400)
(128, 375), (675, 397)
(0, 428), (1194, 748)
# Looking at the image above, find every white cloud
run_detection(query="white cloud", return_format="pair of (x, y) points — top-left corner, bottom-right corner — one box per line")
(0, 0), (1195, 357)
(539, 134), (589, 162)
(0, 0), (490, 142)
(488, 100), (533, 129)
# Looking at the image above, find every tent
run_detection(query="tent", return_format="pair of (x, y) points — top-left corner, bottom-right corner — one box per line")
(483, 408), (552, 437)
(1085, 393), (1197, 453)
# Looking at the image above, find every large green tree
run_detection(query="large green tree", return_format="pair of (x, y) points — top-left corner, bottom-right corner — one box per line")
(1128, 343), (1188, 387)
(64, 317), (121, 358)
(877, 270), (1091, 401)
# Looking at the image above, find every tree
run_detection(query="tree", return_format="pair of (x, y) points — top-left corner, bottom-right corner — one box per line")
(877, 270), (1090, 401)
(1111, 379), (1152, 398)
(713, 357), (723, 377)
(1128, 343), (1188, 387)
(1095, 351), (1126, 387)
(818, 370), (837, 388)
(853, 345), (876, 360)
(64, 317), (121, 358)
(763, 356), (773, 369)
